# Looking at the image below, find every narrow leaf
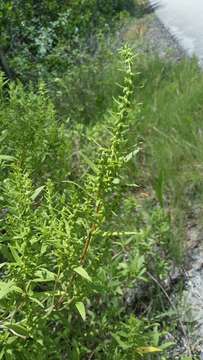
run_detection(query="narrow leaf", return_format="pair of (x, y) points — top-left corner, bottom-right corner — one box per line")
(0, 155), (15, 162)
(125, 148), (139, 162)
(4, 323), (29, 339)
(29, 297), (44, 308)
(0, 349), (5, 360)
(33, 268), (55, 282)
(9, 246), (21, 264)
(75, 302), (86, 321)
(80, 152), (98, 174)
(0, 281), (22, 300)
(31, 186), (45, 201)
(73, 266), (92, 282)
(136, 346), (162, 354)
(160, 342), (175, 350)
(111, 334), (129, 350)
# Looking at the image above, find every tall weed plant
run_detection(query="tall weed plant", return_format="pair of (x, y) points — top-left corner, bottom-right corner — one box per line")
(0, 48), (175, 359)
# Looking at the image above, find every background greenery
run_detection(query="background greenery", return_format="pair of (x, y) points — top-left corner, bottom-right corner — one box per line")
(0, 0), (203, 359)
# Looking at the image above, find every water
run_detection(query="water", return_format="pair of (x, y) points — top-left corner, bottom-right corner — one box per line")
(152, 0), (203, 63)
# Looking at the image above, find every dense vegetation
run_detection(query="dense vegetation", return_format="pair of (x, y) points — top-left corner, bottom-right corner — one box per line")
(0, 1), (203, 359)
(0, 0), (147, 82)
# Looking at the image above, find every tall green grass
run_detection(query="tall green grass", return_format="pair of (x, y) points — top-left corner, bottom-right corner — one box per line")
(122, 55), (203, 259)
(134, 56), (203, 192)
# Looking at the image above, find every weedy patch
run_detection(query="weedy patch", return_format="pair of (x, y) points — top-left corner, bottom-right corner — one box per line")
(1, 3), (203, 358)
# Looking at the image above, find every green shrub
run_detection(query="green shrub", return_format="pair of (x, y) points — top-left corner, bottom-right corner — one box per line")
(0, 0), (140, 82)
(50, 34), (124, 123)
(0, 77), (72, 185)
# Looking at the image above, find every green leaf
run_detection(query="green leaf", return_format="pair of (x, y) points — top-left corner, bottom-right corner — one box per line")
(4, 323), (29, 339)
(111, 333), (129, 350)
(0, 281), (22, 300)
(31, 186), (45, 201)
(29, 297), (44, 308)
(0, 263), (7, 270)
(112, 178), (120, 185)
(125, 148), (139, 162)
(160, 341), (175, 350)
(0, 349), (5, 360)
(73, 266), (92, 282)
(7, 336), (17, 345)
(9, 246), (21, 264)
(0, 244), (13, 261)
(0, 155), (15, 162)
(80, 152), (98, 174)
(75, 302), (86, 321)
(136, 346), (162, 354)
(33, 268), (55, 282)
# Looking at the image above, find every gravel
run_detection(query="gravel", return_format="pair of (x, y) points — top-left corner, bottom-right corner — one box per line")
(181, 217), (203, 354)
(142, 15), (187, 61)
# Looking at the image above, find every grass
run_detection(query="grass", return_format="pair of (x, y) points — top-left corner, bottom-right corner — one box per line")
(143, 57), (203, 187)
(121, 54), (203, 253)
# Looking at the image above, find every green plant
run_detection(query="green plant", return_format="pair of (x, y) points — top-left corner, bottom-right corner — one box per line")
(0, 45), (177, 359)
(2, 2), (203, 357)
(0, 76), (72, 186)
(0, 0), (140, 83)
(111, 316), (166, 359)
(0, 46), (146, 359)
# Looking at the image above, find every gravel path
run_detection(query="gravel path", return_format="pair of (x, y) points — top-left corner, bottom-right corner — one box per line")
(180, 208), (203, 356)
